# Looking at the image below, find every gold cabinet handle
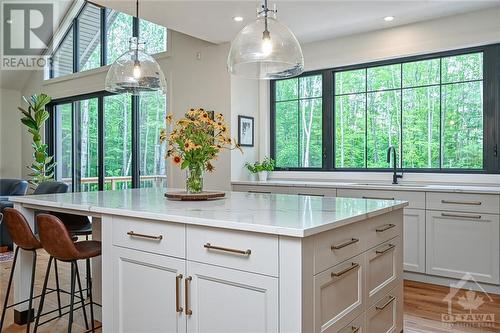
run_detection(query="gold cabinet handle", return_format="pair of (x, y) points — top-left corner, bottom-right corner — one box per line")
(375, 224), (396, 232)
(376, 295), (396, 310)
(331, 262), (359, 278)
(127, 231), (163, 241)
(376, 243), (395, 255)
(185, 276), (192, 316)
(204, 243), (251, 256)
(331, 238), (359, 250)
(351, 327), (360, 333)
(175, 274), (183, 313)
(441, 213), (482, 219)
(441, 199), (482, 206)
(298, 193), (324, 197)
(363, 196), (395, 200)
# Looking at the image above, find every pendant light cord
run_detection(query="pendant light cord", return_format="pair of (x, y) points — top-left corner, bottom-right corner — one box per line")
(136, 0), (139, 19)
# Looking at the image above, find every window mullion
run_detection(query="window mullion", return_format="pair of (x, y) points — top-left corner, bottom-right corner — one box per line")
(101, 8), (107, 66)
(73, 19), (79, 73)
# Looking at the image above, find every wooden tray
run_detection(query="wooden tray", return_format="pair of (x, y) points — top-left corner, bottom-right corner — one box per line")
(165, 191), (226, 201)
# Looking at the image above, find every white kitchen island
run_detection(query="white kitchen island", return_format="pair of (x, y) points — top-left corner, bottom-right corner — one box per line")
(10, 188), (407, 333)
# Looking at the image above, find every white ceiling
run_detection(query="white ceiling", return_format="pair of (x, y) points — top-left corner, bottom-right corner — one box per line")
(94, 0), (500, 44)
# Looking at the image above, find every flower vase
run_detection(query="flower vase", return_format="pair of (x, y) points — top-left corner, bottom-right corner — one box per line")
(257, 171), (268, 181)
(186, 164), (204, 194)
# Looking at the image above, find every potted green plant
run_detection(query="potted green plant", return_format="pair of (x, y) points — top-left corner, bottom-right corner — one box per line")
(19, 94), (56, 187)
(245, 157), (275, 181)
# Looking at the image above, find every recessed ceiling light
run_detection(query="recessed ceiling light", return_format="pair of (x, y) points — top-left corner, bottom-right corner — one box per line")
(384, 16), (395, 22)
(233, 16), (244, 22)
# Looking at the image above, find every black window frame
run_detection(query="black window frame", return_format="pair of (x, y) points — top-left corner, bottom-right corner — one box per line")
(270, 43), (500, 174)
(46, 91), (150, 192)
(49, 2), (167, 79)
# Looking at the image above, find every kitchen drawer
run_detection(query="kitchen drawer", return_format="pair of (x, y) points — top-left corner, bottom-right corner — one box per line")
(338, 314), (365, 333)
(365, 237), (402, 307)
(112, 216), (185, 258)
(314, 221), (365, 274)
(314, 254), (364, 333)
(365, 210), (403, 250)
(232, 184), (290, 194)
(186, 225), (279, 276)
(426, 192), (499, 214)
(288, 187), (337, 197)
(337, 189), (425, 209)
(426, 211), (500, 284)
(365, 283), (403, 333)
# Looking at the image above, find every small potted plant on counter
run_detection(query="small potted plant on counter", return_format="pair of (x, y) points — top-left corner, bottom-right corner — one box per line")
(245, 157), (275, 182)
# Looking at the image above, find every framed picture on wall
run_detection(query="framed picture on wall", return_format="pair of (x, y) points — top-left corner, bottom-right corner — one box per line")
(238, 115), (254, 147)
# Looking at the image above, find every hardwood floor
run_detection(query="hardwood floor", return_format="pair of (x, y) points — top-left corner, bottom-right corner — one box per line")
(1, 251), (499, 332)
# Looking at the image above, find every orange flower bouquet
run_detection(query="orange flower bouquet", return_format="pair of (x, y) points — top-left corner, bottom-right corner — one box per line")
(160, 108), (241, 193)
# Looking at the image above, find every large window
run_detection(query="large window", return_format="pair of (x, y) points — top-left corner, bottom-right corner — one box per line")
(50, 91), (167, 192)
(271, 46), (497, 173)
(50, 2), (167, 79)
(274, 75), (322, 168)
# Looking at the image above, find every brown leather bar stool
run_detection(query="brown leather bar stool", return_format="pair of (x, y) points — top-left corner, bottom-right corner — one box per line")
(34, 213), (101, 333)
(0, 208), (63, 333)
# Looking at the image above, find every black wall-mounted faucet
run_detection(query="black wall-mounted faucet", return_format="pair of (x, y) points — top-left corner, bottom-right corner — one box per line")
(387, 146), (403, 184)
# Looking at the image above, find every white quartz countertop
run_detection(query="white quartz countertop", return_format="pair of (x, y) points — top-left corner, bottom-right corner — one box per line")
(232, 179), (500, 194)
(10, 188), (407, 237)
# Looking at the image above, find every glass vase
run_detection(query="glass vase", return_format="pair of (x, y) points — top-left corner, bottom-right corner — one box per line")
(186, 164), (204, 194)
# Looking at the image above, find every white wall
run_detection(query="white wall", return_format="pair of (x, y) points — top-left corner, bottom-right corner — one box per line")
(18, 30), (234, 190)
(230, 77), (259, 181)
(0, 88), (22, 178)
(251, 6), (500, 184)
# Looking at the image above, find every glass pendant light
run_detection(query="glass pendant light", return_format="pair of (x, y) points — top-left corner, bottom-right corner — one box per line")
(105, 0), (167, 95)
(227, 0), (304, 79)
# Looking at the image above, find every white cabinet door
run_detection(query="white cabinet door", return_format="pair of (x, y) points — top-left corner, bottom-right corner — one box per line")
(426, 211), (500, 284)
(112, 247), (186, 333)
(403, 209), (425, 273)
(186, 261), (278, 333)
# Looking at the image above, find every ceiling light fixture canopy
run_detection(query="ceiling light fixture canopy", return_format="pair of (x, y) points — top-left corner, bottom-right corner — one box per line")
(227, 0), (304, 80)
(105, 0), (167, 95)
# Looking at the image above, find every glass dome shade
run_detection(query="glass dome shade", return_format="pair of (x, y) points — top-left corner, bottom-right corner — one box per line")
(105, 37), (167, 95)
(227, 16), (304, 80)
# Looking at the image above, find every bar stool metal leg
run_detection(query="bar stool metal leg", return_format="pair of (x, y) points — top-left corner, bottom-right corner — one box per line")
(54, 259), (63, 317)
(87, 258), (96, 332)
(0, 247), (20, 332)
(25, 250), (37, 333)
(75, 261), (90, 330)
(33, 256), (53, 333)
(68, 261), (76, 333)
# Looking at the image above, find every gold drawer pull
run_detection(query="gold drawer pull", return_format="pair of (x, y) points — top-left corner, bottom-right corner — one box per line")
(204, 243), (251, 256)
(185, 276), (192, 315)
(298, 193), (324, 197)
(248, 190), (271, 194)
(441, 213), (482, 219)
(331, 238), (359, 250)
(375, 224), (396, 232)
(331, 262), (359, 278)
(376, 243), (395, 255)
(441, 199), (482, 205)
(351, 327), (360, 333)
(175, 274), (183, 313)
(376, 295), (396, 310)
(363, 196), (395, 200)
(127, 231), (163, 241)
